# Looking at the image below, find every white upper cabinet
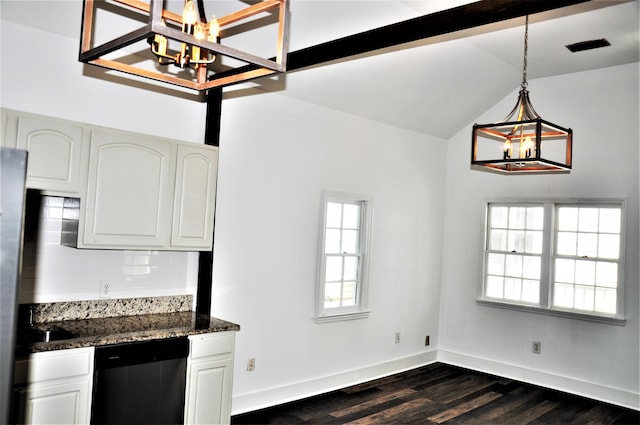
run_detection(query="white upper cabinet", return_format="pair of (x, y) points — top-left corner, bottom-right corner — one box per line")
(83, 130), (174, 248)
(78, 130), (218, 251)
(2, 109), (218, 251)
(2, 111), (87, 196)
(171, 144), (218, 249)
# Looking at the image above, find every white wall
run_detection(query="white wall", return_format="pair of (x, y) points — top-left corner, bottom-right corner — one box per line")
(1, 20), (206, 303)
(212, 91), (446, 413)
(439, 63), (640, 409)
(0, 22), (207, 143)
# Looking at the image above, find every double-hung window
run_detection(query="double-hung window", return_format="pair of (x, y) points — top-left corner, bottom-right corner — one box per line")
(481, 201), (625, 323)
(485, 204), (544, 305)
(553, 205), (622, 314)
(317, 191), (372, 322)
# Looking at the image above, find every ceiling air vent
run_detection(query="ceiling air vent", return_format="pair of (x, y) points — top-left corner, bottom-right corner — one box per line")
(566, 38), (611, 52)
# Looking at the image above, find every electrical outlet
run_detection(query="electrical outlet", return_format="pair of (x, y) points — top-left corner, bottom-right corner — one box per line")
(395, 332), (401, 344)
(100, 280), (111, 298)
(425, 335), (430, 346)
(247, 358), (255, 371)
(532, 341), (541, 354)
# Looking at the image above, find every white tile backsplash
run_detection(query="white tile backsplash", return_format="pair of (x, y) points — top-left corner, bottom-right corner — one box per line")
(20, 195), (197, 304)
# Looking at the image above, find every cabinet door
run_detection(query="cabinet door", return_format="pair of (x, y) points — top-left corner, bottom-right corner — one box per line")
(1, 110), (8, 147)
(12, 347), (94, 424)
(13, 380), (91, 425)
(83, 131), (173, 248)
(184, 357), (233, 425)
(171, 145), (218, 249)
(16, 115), (84, 194)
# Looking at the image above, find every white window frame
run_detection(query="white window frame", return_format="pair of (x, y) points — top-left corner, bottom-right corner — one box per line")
(478, 199), (627, 325)
(316, 190), (372, 323)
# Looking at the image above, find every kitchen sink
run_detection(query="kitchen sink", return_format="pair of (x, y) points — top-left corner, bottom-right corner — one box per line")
(18, 328), (76, 344)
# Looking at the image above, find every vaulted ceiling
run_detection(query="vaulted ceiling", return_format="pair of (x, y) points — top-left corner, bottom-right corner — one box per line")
(273, 0), (639, 139)
(2, 0), (638, 139)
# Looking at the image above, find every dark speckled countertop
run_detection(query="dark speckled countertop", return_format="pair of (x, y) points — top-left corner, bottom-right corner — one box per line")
(15, 296), (240, 355)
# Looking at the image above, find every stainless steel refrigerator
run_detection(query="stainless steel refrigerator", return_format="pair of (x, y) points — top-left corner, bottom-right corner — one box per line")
(1, 148), (27, 424)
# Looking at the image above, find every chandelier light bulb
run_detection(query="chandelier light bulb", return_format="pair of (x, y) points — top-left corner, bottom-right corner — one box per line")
(503, 138), (512, 160)
(194, 23), (206, 40)
(208, 17), (220, 42)
(182, 0), (198, 33)
(192, 22), (207, 62)
(521, 136), (533, 158)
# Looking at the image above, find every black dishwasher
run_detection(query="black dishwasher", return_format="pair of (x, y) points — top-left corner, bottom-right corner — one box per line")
(91, 337), (189, 425)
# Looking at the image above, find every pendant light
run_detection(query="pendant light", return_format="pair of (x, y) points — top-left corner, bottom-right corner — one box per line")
(79, 0), (290, 92)
(471, 16), (572, 174)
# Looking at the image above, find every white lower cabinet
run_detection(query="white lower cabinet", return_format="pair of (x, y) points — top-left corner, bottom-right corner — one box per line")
(13, 380), (89, 425)
(184, 332), (235, 425)
(12, 347), (94, 425)
(12, 334), (234, 424)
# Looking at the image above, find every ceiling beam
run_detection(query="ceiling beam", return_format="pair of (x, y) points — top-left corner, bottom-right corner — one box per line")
(286, 0), (593, 71)
(214, 0), (592, 82)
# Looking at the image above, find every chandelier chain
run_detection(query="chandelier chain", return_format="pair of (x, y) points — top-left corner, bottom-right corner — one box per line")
(521, 15), (529, 89)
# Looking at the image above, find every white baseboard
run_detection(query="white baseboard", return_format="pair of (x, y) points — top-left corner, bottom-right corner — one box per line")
(231, 349), (639, 415)
(438, 349), (640, 411)
(231, 349), (438, 415)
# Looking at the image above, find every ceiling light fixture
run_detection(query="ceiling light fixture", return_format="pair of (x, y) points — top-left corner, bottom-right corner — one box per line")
(79, 0), (290, 92)
(471, 16), (572, 174)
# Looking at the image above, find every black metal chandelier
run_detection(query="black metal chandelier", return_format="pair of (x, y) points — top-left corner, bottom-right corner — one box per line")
(79, 0), (290, 92)
(471, 16), (572, 174)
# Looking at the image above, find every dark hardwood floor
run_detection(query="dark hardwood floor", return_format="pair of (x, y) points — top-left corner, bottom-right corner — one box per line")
(231, 363), (639, 425)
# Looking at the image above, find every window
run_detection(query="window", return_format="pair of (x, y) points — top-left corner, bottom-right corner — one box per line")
(481, 201), (625, 322)
(553, 206), (621, 314)
(485, 205), (544, 304)
(317, 191), (372, 322)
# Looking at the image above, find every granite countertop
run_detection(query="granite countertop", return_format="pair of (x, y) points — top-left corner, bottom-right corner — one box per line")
(15, 296), (240, 355)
